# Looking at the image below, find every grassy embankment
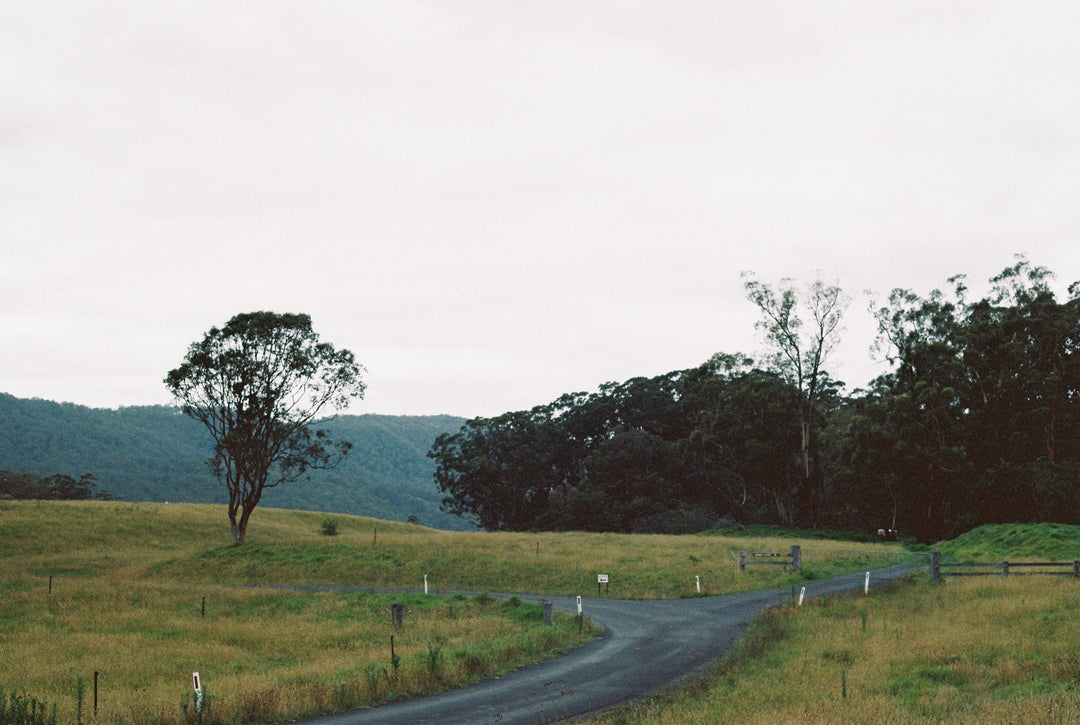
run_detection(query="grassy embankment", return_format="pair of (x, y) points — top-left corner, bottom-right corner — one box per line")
(589, 523), (1080, 724)
(2, 501), (907, 723)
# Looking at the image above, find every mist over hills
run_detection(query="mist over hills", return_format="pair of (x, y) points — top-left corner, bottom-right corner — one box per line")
(0, 393), (470, 530)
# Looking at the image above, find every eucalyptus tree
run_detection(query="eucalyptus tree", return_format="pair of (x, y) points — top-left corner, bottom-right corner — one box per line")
(862, 257), (1080, 540)
(165, 312), (366, 544)
(742, 272), (849, 525)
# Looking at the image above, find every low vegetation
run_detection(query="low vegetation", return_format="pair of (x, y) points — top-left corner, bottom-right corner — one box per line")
(1, 501), (912, 723)
(588, 523), (1080, 724)
(1, 501), (601, 724)
(149, 514), (912, 600)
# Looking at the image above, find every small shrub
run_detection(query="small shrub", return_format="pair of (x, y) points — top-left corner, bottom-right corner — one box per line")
(427, 643), (443, 677)
(179, 685), (216, 725)
(319, 519), (338, 536)
(0, 687), (57, 725)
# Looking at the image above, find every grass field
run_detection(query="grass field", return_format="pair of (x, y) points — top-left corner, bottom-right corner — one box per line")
(588, 523), (1080, 724)
(0, 500), (910, 724)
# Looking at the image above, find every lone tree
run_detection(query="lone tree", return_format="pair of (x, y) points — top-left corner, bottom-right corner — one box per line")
(742, 272), (848, 525)
(165, 312), (366, 544)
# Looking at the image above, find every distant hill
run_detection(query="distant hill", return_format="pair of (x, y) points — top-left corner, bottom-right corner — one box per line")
(0, 393), (471, 529)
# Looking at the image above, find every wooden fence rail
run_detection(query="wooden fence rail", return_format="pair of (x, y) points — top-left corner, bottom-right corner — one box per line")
(739, 545), (801, 572)
(930, 551), (1080, 582)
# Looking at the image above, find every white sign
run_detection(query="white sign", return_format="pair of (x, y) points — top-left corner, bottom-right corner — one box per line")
(597, 574), (609, 584)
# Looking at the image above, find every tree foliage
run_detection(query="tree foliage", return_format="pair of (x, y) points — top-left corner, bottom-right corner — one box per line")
(431, 354), (809, 533)
(0, 470), (109, 500)
(434, 258), (1080, 542)
(165, 312), (366, 543)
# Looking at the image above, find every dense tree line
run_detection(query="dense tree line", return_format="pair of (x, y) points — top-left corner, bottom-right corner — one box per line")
(0, 470), (111, 500)
(430, 259), (1080, 541)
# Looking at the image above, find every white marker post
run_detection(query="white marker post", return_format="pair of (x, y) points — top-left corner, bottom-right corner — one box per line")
(192, 672), (203, 714)
(597, 574), (609, 596)
(576, 596), (582, 615)
(424, 574), (429, 595)
(865, 571), (870, 595)
(695, 575), (701, 594)
(798, 586), (806, 607)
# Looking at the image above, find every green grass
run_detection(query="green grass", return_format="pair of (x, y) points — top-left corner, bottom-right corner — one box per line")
(0, 500), (910, 723)
(587, 522), (1080, 724)
(0, 501), (600, 724)
(938, 522), (1080, 562)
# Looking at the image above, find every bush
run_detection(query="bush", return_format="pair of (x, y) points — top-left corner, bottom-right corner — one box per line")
(0, 687), (58, 725)
(319, 519), (338, 536)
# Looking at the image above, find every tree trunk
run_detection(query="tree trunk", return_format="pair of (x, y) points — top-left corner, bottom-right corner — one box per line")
(234, 505), (256, 544)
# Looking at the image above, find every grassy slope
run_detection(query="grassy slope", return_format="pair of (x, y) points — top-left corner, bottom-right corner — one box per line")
(590, 522), (1080, 724)
(1, 502), (591, 724)
(938, 522), (1080, 561)
(0, 501), (909, 724)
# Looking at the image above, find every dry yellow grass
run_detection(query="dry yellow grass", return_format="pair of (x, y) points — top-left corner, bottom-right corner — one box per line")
(0, 500), (909, 723)
(1, 502), (596, 723)
(590, 576), (1080, 724)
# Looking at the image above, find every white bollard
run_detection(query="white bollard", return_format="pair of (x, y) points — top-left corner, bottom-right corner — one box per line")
(798, 586), (806, 606)
(695, 575), (701, 594)
(576, 595), (582, 615)
(192, 672), (203, 713)
(424, 574), (429, 595)
(865, 571), (870, 595)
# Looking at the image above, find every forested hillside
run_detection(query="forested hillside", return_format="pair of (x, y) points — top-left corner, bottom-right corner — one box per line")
(0, 394), (469, 529)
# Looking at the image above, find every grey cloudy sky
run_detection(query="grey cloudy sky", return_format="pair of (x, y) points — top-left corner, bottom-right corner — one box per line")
(3, 2), (1079, 418)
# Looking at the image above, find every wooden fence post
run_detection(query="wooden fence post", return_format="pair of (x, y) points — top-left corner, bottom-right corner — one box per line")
(391, 603), (404, 629)
(930, 551), (941, 582)
(738, 551), (747, 572)
(1002, 561), (1010, 577)
(790, 545), (801, 572)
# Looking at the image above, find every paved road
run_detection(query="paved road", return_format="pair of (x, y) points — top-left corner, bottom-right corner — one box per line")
(295, 565), (917, 725)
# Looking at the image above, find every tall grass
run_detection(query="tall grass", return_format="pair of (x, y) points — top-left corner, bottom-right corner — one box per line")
(146, 509), (910, 599)
(0, 500), (909, 723)
(0, 502), (600, 723)
(589, 575), (1080, 724)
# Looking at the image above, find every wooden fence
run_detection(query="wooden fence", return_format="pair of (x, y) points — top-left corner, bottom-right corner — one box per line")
(739, 545), (801, 572)
(930, 551), (1080, 582)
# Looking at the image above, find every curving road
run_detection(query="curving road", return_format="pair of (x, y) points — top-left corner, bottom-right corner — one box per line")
(295, 565), (917, 725)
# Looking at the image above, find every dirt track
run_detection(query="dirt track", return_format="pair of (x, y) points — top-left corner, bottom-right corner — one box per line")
(295, 565), (917, 724)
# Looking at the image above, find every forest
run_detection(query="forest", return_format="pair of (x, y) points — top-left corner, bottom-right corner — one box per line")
(0, 470), (111, 500)
(0, 396), (469, 529)
(430, 259), (1080, 542)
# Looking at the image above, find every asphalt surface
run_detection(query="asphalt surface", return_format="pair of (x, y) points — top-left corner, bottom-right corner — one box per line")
(294, 565), (918, 725)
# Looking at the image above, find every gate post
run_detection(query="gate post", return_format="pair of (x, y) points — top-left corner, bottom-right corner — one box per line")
(789, 545), (801, 572)
(738, 551), (747, 572)
(930, 551), (941, 583)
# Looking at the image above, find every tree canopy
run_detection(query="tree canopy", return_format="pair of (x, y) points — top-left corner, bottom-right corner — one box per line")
(433, 258), (1080, 542)
(165, 311), (366, 543)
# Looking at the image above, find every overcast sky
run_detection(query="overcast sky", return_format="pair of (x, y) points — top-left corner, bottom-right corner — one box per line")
(3, 2), (1079, 418)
